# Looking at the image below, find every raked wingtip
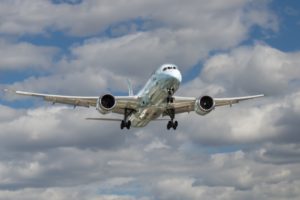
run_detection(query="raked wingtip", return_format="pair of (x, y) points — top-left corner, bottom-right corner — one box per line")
(3, 88), (16, 93)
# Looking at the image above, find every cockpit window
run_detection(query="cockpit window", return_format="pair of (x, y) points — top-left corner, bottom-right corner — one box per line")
(163, 66), (177, 71)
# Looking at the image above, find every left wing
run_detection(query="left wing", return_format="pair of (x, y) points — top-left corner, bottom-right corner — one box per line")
(11, 90), (140, 114)
(214, 94), (264, 107)
(168, 94), (264, 114)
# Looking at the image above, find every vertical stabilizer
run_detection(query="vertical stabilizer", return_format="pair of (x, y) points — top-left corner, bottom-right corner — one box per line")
(127, 79), (133, 96)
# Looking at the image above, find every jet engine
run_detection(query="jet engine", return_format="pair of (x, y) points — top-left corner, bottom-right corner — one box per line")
(195, 95), (215, 115)
(96, 94), (116, 114)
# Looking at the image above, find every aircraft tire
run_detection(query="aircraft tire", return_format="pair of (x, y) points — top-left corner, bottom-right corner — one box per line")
(121, 120), (125, 129)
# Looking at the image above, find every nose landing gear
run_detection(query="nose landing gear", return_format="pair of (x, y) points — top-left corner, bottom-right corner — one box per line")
(166, 88), (175, 103)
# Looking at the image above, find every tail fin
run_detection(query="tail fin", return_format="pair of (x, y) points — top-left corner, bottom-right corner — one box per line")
(127, 79), (133, 96)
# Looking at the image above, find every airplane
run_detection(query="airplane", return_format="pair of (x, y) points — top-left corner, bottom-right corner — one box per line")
(8, 64), (264, 130)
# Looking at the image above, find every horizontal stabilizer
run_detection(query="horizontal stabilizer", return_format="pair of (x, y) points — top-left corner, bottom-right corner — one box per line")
(86, 118), (122, 121)
(86, 117), (170, 122)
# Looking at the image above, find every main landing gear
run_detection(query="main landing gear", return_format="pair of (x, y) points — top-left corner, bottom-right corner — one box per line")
(167, 120), (178, 130)
(166, 108), (178, 130)
(120, 108), (134, 130)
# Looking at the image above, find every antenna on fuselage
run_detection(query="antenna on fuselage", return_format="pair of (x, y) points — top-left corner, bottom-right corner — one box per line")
(127, 79), (134, 96)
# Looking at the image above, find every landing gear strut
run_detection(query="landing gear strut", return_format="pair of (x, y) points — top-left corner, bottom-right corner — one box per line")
(166, 88), (174, 103)
(166, 108), (178, 130)
(120, 108), (134, 130)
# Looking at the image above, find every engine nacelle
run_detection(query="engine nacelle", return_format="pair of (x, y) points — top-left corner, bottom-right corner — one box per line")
(96, 94), (116, 114)
(195, 95), (215, 115)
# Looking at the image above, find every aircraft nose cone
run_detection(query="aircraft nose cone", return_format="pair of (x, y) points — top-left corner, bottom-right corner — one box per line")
(173, 69), (182, 82)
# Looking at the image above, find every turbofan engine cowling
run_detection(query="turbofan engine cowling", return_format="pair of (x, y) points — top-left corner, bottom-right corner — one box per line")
(96, 94), (116, 114)
(195, 95), (215, 115)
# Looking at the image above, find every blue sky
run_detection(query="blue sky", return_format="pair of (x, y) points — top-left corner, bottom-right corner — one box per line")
(0, 0), (300, 200)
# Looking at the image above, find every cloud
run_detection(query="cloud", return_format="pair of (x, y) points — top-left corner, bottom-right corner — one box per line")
(0, 187), (142, 200)
(199, 44), (300, 96)
(0, 0), (278, 97)
(0, 100), (300, 199)
(0, 0), (277, 37)
(176, 44), (300, 147)
(0, 106), (129, 152)
(252, 143), (300, 165)
(0, 0), (300, 199)
(0, 40), (58, 70)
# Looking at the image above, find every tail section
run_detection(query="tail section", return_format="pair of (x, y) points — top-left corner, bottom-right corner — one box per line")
(127, 79), (133, 96)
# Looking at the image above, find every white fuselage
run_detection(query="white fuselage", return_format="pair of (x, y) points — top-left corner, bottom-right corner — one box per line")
(129, 64), (182, 127)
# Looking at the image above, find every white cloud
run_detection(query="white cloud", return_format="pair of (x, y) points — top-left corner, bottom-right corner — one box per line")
(0, 0), (278, 96)
(0, 40), (57, 70)
(176, 44), (300, 146)
(199, 44), (300, 96)
(0, 0), (277, 37)
(0, 100), (300, 199)
(2, 43), (300, 200)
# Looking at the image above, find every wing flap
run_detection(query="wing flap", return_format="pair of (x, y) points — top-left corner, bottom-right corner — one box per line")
(166, 96), (196, 114)
(110, 96), (140, 114)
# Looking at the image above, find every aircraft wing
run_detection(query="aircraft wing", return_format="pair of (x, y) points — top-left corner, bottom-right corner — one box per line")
(170, 94), (264, 114)
(214, 94), (264, 106)
(15, 90), (98, 107)
(12, 90), (140, 114)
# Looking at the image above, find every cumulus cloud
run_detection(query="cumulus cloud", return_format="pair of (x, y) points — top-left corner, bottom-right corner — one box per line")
(0, 0), (277, 37)
(176, 44), (300, 147)
(0, 40), (58, 70)
(200, 44), (300, 96)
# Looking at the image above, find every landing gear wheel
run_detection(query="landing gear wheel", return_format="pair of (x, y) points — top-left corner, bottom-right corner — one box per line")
(173, 121), (178, 130)
(167, 121), (172, 130)
(126, 120), (131, 129)
(120, 108), (134, 130)
(121, 120), (125, 130)
(166, 120), (178, 130)
(165, 109), (178, 130)
(120, 120), (131, 130)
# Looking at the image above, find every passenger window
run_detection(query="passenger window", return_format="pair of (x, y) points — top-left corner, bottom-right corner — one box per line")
(163, 67), (167, 71)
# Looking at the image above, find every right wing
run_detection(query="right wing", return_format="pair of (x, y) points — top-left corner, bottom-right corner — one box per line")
(11, 90), (140, 114)
(15, 90), (98, 107)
